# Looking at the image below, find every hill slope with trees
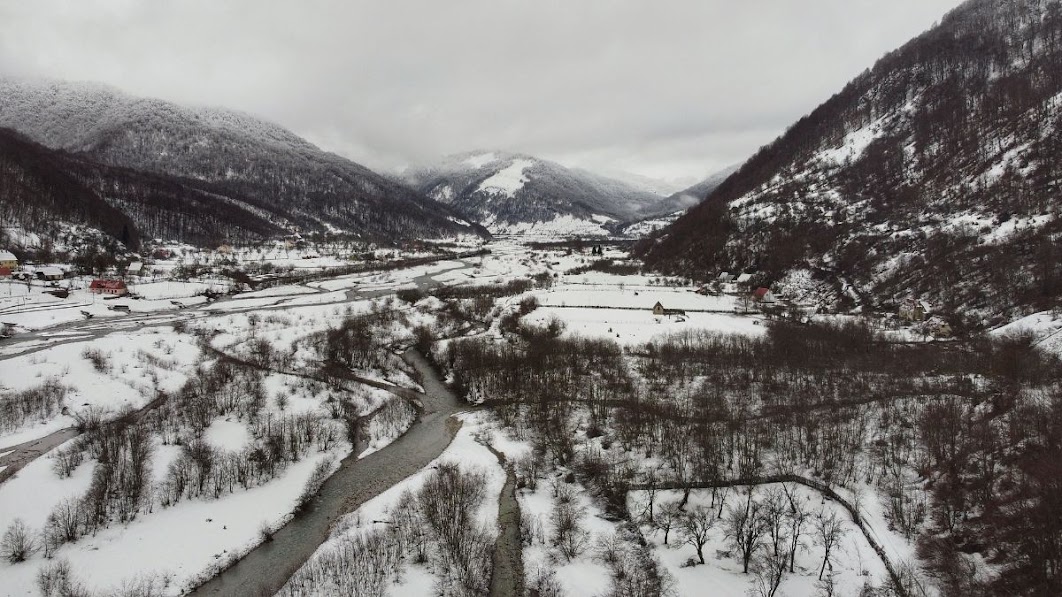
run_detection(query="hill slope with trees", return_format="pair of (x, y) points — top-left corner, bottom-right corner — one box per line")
(639, 0), (1062, 328)
(0, 78), (487, 245)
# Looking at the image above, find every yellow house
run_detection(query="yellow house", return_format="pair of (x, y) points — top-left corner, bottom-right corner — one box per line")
(0, 250), (17, 269)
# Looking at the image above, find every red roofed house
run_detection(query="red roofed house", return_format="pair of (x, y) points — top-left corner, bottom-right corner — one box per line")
(752, 287), (775, 303)
(90, 279), (128, 296)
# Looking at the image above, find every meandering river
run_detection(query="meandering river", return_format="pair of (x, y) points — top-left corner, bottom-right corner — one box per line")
(188, 349), (462, 597)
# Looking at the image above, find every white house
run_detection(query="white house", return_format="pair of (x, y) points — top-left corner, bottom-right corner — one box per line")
(0, 250), (17, 269)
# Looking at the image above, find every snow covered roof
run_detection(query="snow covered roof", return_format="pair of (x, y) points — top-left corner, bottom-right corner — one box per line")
(127, 261), (143, 273)
(40, 267), (63, 276)
(736, 273), (753, 283)
(0, 250), (16, 261)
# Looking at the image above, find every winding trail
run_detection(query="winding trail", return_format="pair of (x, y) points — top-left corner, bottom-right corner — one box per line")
(188, 349), (463, 597)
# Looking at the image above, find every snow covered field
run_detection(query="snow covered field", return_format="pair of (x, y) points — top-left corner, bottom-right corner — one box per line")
(537, 287), (737, 311)
(524, 307), (766, 345)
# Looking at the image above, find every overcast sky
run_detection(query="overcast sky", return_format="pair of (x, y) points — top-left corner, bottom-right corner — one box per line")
(0, 0), (964, 188)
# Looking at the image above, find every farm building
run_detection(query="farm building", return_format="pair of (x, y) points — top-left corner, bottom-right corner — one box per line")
(752, 287), (776, 303)
(652, 301), (687, 317)
(37, 267), (64, 281)
(90, 279), (128, 296)
(899, 299), (931, 322)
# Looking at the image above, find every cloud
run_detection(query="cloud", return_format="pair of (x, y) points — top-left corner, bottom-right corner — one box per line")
(0, 0), (964, 182)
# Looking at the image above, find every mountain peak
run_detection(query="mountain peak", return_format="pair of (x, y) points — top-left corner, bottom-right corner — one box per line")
(404, 151), (665, 237)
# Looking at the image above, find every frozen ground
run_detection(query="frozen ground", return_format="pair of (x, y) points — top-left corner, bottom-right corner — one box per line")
(630, 487), (891, 597)
(524, 306), (766, 345)
(992, 310), (1062, 356)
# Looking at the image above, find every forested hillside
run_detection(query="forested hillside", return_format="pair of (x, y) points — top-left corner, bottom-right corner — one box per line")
(0, 78), (486, 245)
(0, 128), (284, 249)
(639, 0), (1062, 328)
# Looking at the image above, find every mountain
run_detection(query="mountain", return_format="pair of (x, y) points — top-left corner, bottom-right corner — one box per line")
(403, 151), (664, 237)
(638, 0), (1062, 328)
(0, 128), (143, 250)
(644, 164), (742, 218)
(0, 78), (487, 246)
(617, 165), (742, 237)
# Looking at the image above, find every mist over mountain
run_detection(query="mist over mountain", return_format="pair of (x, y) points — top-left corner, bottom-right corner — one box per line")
(0, 77), (486, 247)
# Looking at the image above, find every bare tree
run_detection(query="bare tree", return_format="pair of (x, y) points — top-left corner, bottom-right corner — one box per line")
(725, 489), (766, 573)
(782, 484), (811, 573)
(679, 506), (716, 565)
(552, 484), (590, 562)
(654, 500), (682, 546)
(752, 547), (790, 597)
(814, 508), (846, 581)
(2, 518), (37, 563)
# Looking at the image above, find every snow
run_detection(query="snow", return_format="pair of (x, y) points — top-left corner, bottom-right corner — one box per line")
(485, 214), (615, 238)
(941, 210), (1054, 245)
(992, 310), (1062, 356)
(464, 152), (498, 168)
(621, 211), (683, 238)
(631, 486), (891, 597)
(0, 438), (94, 533)
(0, 450), (339, 596)
(203, 418), (251, 451)
(536, 287), (737, 311)
(476, 159), (534, 198)
(524, 307), (766, 345)
(290, 412), (506, 595)
(817, 116), (888, 165)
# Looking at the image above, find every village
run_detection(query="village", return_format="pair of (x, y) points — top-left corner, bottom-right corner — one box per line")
(0, 240), (956, 344)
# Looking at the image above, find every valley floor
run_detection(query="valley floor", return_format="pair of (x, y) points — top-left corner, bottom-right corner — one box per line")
(1, 239), (1050, 596)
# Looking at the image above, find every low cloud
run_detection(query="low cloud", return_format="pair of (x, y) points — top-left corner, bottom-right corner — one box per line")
(0, 0), (963, 183)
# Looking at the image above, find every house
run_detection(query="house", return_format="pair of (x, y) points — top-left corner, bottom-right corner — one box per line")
(0, 266), (11, 278)
(717, 271), (733, 282)
(752, 287), (776, 303)
(899, 299), (930, 322)
(37, 267), (64, 281)
(89, 279), (128, 296)
(735, 273), (753, 285)
(0, 250), (17, 269)
(925, 316), (952, 338)
(652, 301), (687, 317)
(126, 261), (143, 276)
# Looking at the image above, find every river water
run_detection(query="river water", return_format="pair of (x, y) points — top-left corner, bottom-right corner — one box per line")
(188, 349), (461, 597)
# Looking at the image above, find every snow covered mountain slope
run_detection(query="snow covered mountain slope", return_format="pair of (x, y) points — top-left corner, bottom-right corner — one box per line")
(639, 0), (1062, 328)
(0, 127), (285, 249)
(404, 152), (664, 237)
(640, 164), (742, 219)
(617, 165), (742, 237)
(0, 78), (486, 242)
